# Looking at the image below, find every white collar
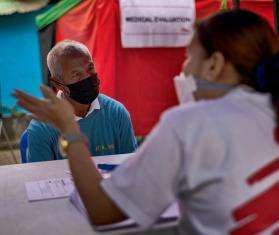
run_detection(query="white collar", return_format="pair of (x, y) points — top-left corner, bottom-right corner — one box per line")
(56, 90), (100, 121)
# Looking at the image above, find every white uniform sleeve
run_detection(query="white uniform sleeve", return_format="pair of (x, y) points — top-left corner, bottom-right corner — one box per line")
(101, 112), (183, 228)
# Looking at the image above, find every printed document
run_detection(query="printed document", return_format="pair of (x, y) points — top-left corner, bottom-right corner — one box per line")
(25, 178), (74, 202)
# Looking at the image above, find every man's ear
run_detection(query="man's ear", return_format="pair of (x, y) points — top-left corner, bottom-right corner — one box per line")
(50, 77), (63, 92)
(204, 51), (225, 82)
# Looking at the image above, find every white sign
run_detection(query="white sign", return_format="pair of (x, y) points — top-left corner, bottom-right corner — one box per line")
(120, 0), (195, 48)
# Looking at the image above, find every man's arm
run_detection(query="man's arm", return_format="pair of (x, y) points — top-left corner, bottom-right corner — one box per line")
(27, 120), (56, 162)
(117, 106), (137, 153)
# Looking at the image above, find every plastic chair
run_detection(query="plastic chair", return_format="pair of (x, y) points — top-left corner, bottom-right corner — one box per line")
(19, 130), (28, 163)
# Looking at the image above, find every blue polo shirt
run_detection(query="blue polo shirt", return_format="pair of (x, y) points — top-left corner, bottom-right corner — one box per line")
(26, 94), (137, 162)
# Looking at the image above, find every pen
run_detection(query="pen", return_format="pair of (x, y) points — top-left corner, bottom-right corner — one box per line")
(97, 164), (118, 172)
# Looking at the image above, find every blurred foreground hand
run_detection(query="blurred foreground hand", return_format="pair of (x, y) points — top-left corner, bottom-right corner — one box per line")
(13, 85), (77, 133)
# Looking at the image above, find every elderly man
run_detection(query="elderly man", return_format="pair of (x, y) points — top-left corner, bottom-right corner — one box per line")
(26, 40), (137, 162)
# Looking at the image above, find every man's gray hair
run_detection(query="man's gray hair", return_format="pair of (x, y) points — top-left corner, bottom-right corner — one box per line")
(47, 40), (91, 79)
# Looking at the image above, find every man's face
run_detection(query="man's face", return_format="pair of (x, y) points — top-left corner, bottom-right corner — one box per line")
(60, 54), (95, 85)
(51, 54), (97, 99)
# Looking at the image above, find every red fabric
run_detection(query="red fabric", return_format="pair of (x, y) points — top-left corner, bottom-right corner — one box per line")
(247, 158), (279, 185)
(240, 0), (275, 27)
(55, 0), (275, 135)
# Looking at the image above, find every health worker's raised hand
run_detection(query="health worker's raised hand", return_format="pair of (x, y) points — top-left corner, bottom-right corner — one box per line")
(13, 85), (77, 133)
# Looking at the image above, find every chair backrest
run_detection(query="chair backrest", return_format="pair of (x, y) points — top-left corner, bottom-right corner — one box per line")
(20, 130), (28, 163)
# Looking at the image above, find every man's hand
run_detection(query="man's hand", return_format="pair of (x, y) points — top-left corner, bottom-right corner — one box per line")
(13, 85), (77, 133)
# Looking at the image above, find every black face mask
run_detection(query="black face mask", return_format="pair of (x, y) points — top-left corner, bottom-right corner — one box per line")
(52, 74), (100, 105)
(67, 74), (100, 104)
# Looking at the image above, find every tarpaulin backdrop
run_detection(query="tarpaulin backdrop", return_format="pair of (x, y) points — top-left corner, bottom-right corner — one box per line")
(0, 6), (51, 115)
(56, 0), (275, 136)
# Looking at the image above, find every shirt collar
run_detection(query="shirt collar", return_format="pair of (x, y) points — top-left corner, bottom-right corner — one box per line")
(223, 85), (273, 114)
(56, 90), (100, 121)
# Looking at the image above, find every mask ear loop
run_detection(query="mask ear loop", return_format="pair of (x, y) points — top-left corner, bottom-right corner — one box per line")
(50, 79), (65, 87)
(50, 79), (68, 96)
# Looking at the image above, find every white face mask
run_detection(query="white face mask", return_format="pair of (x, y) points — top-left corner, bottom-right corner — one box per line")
(174, 72), (236, 104)
(173, 73), (197, 104)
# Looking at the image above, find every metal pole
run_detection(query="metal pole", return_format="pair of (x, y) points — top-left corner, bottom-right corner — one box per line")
(273, 0), (279, 33)
(0, 120), (18, 164)
(0, 79), (18, 164)
(232, 0), (240, 9)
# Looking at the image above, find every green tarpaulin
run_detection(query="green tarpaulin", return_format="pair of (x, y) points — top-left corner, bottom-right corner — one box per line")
(36, 0), (81, 30)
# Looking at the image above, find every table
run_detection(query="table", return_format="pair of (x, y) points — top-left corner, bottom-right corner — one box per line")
(0, 154), (128, 235)
(0, 154), (178, 235)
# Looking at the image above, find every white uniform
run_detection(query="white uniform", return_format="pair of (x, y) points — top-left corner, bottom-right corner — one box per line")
(102, 87), (279, 235)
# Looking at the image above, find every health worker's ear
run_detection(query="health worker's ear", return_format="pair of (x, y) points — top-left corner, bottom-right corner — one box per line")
(201, 51), (226, 82)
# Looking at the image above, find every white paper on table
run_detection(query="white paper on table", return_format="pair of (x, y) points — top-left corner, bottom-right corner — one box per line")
(25, 178), (74, 202)
(69, 189), (88, 217)
(70, 188), (179, 232)
(69, 172), (111, 217)
(95, 202), (179, 231)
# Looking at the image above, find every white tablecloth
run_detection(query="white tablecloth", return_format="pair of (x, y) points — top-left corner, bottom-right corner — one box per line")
(0, 155), (131, 235)
(0, 154), (178, 235)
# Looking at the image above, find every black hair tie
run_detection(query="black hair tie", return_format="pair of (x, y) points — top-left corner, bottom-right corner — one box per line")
(254, 52), (279, 93)
(255, 60), (269, 92)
